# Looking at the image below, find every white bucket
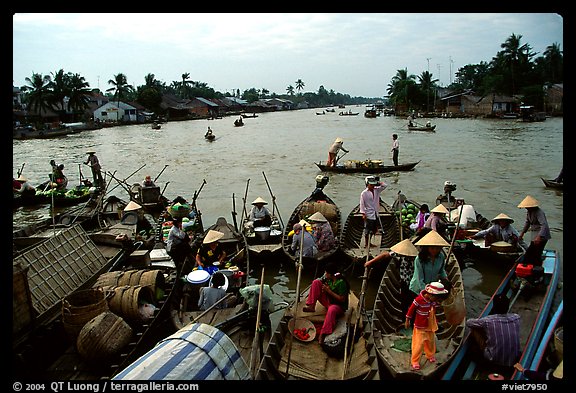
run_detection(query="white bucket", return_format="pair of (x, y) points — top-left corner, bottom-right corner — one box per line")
(450, 204), (476, 228)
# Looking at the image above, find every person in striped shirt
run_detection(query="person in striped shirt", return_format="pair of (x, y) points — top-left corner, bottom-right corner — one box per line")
(466, 293), (521, 367)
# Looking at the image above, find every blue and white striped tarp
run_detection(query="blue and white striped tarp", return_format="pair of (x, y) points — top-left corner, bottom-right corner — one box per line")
(113, 323), (250, 380)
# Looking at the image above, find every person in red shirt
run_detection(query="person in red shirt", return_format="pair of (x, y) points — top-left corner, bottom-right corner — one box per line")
(405, 281), (448, 370)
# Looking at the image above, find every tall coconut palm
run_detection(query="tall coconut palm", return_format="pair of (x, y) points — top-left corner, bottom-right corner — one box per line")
(107, 73), (133, 122)
(68, 73), (91, 121)
(542, 42), (563, 83)
(49, 69), (72, 115)
(496, 33), (536, 96)
(286, 85), (295, 95)
(181, 73), (191, 98)
(387, 68), (416, 110)
(418, 71), (439, 112)
(295, 79), (305, 94)
(22, 72), (53, 119)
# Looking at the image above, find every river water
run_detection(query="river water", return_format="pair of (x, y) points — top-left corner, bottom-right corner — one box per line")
(13, 107), (563, 319)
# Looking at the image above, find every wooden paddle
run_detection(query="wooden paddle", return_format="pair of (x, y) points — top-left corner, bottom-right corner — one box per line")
(263, 171), (284, 229)
(285, 224), (306, 377)
(343, 233), (371, 378)
(249, 266), (266, 378)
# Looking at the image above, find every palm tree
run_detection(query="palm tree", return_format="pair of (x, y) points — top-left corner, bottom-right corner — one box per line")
(387, 68), (416, 110)
(542, 43), (563, 83)
(418, 71), (439, 112)
(49, 69), (71, 115)
(295, 79), (305, 94)
(22, 72), (53, 120)
(181, 73), (191, 98)
(67, 73), (91, 121)
(106, 73), (133, 122)
(286, 85), (295, 95)
(497, 33), (536, 96)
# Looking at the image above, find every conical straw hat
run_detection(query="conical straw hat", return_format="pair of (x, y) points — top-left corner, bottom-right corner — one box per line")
(517, 195), (539, 208)
(252, 196), (268, 205)
(308, 212), (328, 222)
(491, 213), (514, 223)
(16, 175), (27, 182)
(334, 137), (343, 143)
(124, 201), (142, 211)
(203, 230), (224, 244)
(390, 239), (419, 257)
(415, 230), (450, 247)
(553, 360), (563, 379)
(431, 204), (449, 214)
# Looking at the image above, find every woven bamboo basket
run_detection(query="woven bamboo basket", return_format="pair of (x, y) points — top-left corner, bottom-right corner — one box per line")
(62, 289), (109, 342)
(96, 270), (165, 299)
(102, 285), (155, 323)
(77, 311), (133, 363)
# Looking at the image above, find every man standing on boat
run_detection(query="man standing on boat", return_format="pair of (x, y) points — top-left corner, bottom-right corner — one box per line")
(391, 133), (399, 166)
(360, 176), (387, 247)
(84, 150), (104, 188)
(327, 137), (349, 167)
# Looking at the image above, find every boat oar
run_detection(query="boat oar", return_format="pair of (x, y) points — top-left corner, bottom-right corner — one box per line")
(17, 162), (25, 178)
(335, 150), (348, 166)
(104, 163), (146, 196)
(446, 203), (465, 261)
(232, 192), (239, 233)
(343, 234), (371, 379)
(262, 171), (284, 229)
(397, 191), (404, 241)
(189, 293), (234, 323)
(249, 266), (266, 378)
(154, 164), (169, 183)
(285, 225), (306, 377)
(240, 178), (250, 230)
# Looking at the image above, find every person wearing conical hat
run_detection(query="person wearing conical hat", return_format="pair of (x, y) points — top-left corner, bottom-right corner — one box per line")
(13, 175), (36, 196)
(248, 196), (272, 228)
(196, 230), (226, 273)
(365, 238), (419, 313)
(308, 211), (336, 252)
(360, 175), (388, 247)
(327, 137), (349, 167)
(423, 203), (450, 238)
(517, 195), (551, 267)
(468, 212), (527, 251)
(409, 230), (450, 296)
(84, 150), (103, 188)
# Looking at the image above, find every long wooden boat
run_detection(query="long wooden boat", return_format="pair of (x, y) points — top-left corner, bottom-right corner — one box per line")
(541, 178), (563, 190)
(340, 198), (402, 264)
(316, 160), (419, 174)
(13, 125), (83, 139)
(441, 248), (560, 381)
(13, 184), (97, 208)
(371, 250), (466, 379)
(408, 124), (436, 132)
(256, 284), (380, 380)
(281, 177), (342, 264)
(523, 300), (562, 380)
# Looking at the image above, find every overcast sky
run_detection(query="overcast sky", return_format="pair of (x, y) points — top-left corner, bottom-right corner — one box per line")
(13, 13), (563, 98)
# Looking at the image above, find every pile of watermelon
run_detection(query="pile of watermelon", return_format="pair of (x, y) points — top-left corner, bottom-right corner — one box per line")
(396, 203), (418, 230)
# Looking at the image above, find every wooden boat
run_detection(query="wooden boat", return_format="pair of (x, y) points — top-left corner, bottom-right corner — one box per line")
(340, 198), (402, 264)
(541, 178), (563, 190)
(364, 109), (378, 118)
(13, 124), (82, 139)
(339, 111), (359, 116)
(12, 224), (133, 379)
(151, 122), (161, 130)
(281, 176), (342, 264)
(441, 249), (560, 380)
(316, 111), (326, 115)
(13, 183), (98, 208)
(241, 113), (258, 118)
(256, 284), (380, 380)
(234, 119), (244, 127)
(522, 300), (563, 380)
(407, 124), (436, 131)
(316, 160), (420, 174)
(371, 249), (466, 379)
(205, 133), (216, 141)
